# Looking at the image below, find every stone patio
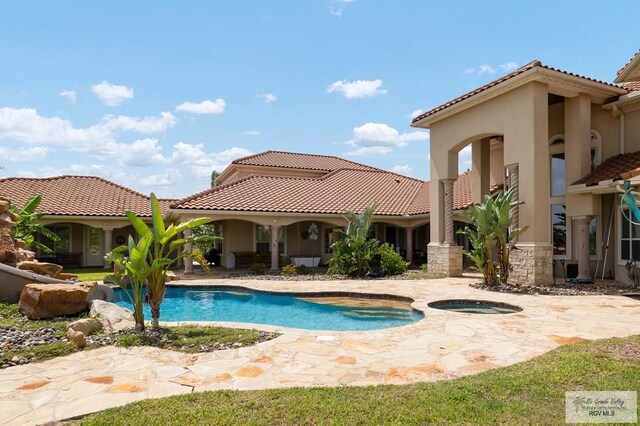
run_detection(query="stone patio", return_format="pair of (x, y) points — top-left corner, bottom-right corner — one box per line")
(2, 276), (640, 426)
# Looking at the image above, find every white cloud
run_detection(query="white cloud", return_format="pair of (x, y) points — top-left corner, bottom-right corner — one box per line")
(256, 93), (277, 103)
(59, 89), (76, 103)
(170, 143), (252, 178)
(344, 122), (427, 156)
(410, 109), (425, 119)
(0, 107), (175, 158)
(500, 62), (518, 72)
(329, 0), (355, 16)
(345, 146), (392, 156)
(175, 99), (226, 114)
(464, 62), (518, 76)
(458, 145), (472, 171)
(98, 112), (177, 133)
(327, 79), (387, 99)
(91, 81), (134, 106)
(392, 165), (412, 175)
(120, 138), (166, 167)
(244, 130), (261, 136)
(0, 146), (49, 162)
(138, 170), (176, 187)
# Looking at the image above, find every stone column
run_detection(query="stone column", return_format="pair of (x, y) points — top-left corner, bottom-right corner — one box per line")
(442, 178), (456, 245)
(103, 228), (113, 269)
(405, 227), (414, 263)
(505, 163), (520, 239)
(270, 225), (281, 271)
(183, 229), (194, 274)
(575, 216), (591, 280)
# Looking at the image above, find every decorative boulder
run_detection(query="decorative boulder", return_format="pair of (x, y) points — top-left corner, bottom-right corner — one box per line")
(0, 228), (17, 266)
(66, 329), (86, 348)
(17, 261), (63, 278)
(18, 281), (99, 320)
(90, 300), (135, 332)
(68, 318), (101, 336)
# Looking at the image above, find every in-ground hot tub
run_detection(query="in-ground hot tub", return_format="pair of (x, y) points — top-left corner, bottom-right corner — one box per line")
(428, 299), (522, 314)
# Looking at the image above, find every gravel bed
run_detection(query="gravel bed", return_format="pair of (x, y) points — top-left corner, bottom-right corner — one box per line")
(222, 271), (434, 281)
(470, 282), (637, 296)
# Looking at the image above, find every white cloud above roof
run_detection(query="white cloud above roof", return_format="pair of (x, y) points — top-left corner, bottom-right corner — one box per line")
(392, 165), (412, 175)
(59, 89), (76, 103)
(175, 99), (226, 114)
(327, 79), (387, 99)
(91, 81), (134, 106)
(255, 93), (277, 103)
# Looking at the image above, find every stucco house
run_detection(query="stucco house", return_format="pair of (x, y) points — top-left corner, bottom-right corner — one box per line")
(412, 51), (640, 285)
(169, 151), (489, 272)
(0, 176), (175, 268)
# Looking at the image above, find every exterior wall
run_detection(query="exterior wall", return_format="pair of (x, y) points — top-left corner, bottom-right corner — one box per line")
(220, 220), (255, 268)
(623, 108), (640, 154)
(489, 143), (504, 187)
(285, 221), (322, 258)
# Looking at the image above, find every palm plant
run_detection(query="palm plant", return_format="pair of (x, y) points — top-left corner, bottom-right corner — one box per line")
(328, 202), (380, 277)
(458, 188), (528, 286)
(105, 234), (153, 331)
(10, 194), (60, 253)
(123, 193), (213, 329)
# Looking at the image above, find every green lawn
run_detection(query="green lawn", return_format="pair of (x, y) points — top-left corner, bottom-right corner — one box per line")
(77, 335), (640, 426)
(64, 268), (111, 281)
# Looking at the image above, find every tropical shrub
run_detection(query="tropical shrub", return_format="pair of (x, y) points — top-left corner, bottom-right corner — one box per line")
(106, 193), (213, 330)
(458, 188), (528, 286)
(328, 202), (379, 277)
(281, 263), (297, 276)
(104, 234), (153, 331)
(10, 195), (60, 253)
(421, 263), (429, 273)
(379, 243), (409, 276)
(251, 263), (266, 275)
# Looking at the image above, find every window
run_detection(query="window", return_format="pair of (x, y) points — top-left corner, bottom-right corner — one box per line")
(255, 225), (284, 254)
(324, 228), (335, 254)
(590, 131), (601, 172)
(552, 204), (567, 256)
(551, 152), (566, 197)
(38, 225), (71, 255)
(620, 208), (640, 261)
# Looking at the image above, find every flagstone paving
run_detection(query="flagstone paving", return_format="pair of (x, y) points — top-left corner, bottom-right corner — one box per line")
(2, 277), (640, 425)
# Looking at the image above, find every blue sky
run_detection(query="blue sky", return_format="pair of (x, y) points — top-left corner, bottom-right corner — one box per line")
(0, 1), (638, 198)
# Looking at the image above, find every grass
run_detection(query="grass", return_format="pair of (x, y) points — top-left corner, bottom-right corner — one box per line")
(64, 268), (111, 281)
(76, 335), (640, 425)
(114, 325), (272, 353)
(0, 303), (273, 365)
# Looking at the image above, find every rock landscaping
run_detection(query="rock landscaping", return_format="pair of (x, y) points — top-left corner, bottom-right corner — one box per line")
(18, 281), (100, 319)
(471, 281), (635, 296)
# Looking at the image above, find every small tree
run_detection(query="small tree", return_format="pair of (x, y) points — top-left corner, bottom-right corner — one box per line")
(211, 170), (220, 188)
(458, 188), (527, 286)
(105, 234), (153, 331)
(10, 194), (60, 253)
(123, 193), (213, 329)
(328, 202), (380, 277)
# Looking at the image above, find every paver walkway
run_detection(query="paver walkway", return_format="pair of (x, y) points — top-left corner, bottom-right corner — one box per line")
(2, 277), (640, 425)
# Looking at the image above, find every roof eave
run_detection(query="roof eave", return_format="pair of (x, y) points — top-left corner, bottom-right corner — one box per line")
(412, 67), (627, 129)
(614, 52), (640, 83)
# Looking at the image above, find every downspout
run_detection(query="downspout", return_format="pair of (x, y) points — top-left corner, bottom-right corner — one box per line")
(620, 112), (625, 154)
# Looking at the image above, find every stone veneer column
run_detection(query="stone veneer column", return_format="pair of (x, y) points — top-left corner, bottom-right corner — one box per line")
(102, 228), (113, 269)
(270, 225), (281, 271)
(405, 227), (414, 263)
(183, 229), (194, 274)
(426, 178), (462, 277)
(575, 216), (591, 280)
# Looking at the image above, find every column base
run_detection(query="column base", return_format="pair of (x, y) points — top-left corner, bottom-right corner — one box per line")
(427, 243), (462, 277)
(509, 243), (553, 286)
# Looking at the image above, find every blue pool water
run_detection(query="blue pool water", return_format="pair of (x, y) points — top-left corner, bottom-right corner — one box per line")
(112, 286), (422, 331)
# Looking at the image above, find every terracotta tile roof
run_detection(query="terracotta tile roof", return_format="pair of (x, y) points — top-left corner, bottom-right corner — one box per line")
(615, 50), (640, 82)
(412, 60), (629, 124)
(0, 175), (175, 217)
(572, 151), (640, 186)
(232, 150), (379, 172)
(173, 169), (492, 216)
(621, 81), (640, 92)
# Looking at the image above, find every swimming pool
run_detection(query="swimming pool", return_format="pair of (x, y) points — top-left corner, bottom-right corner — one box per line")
(112, 286), (423, 331)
